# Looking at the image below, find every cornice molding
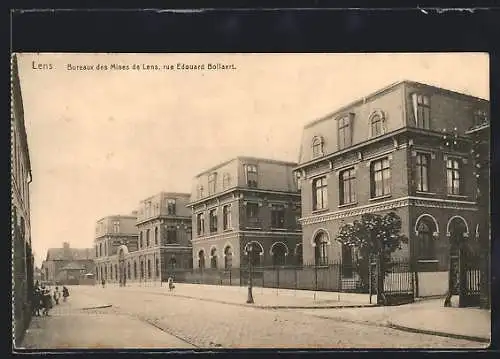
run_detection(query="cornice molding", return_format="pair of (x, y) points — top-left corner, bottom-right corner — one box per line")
(299, 196), (478, 225)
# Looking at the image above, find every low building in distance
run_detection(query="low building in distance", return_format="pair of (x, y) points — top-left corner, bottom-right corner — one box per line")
(295, 80), (489, 299)
(187, 156), (302, 274)
(41, 242), (95, 285)
(93, 214), (139, 283)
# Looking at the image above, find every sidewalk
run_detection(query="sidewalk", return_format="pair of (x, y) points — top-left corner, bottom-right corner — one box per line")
(118, 281), (377, 308)
(297, 298), (491, 344)
(18, 287), (194, 349)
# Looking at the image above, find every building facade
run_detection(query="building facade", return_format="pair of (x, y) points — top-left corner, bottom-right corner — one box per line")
(132, 192), (192, 283)
(295, 81), (489, 298)
(11, 54), (34, 346)
(93, 215), (139, 283)
(187, 157), (302, 270)
(41, 242), (95, 284)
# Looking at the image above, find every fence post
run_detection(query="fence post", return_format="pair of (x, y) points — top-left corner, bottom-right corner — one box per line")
(314, 265), (318, 300)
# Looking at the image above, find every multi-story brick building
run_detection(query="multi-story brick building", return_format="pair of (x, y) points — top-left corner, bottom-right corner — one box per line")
(131, 192), (193, 282)
(295, 80), (489, 298)
(93, 214), (139, 283)
(187, 157), (302, 270)
(11, 54), (34, 346)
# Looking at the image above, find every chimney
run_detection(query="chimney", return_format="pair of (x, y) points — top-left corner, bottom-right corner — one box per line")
(63, 242), (71, 258)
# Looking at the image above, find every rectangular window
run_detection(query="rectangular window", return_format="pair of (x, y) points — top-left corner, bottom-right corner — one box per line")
(414, 94), (431, 129)
(371, 158), (391, 197)
(246, 202), (260, 228)
(313, 176), (328, 210)
(339, 168), (356, 205)
(167, 226), (177, 244)
(113, 220), (120, 233)
(146, 229), (150, 247)
(415, 153), (430, 192)
(446, 158), (461, 195)
(209, 208), (218, 233)
(197, 185), (204, 199)
(338, 116), (352, 149)
(167, 199), (176, 215)
(196, 213), (205, 236)
(271, 204), (285, 228)
(208, 173), (217, 195)
(223, 205), (232, 230)
(246, 165), (258, 188)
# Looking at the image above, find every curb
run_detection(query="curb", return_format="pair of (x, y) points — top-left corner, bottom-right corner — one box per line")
(387, 322), (490, 344)
(127, 288), (374, 310)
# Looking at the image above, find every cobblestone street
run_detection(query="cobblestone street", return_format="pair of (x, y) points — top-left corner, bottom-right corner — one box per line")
(21, 285), (486, 349)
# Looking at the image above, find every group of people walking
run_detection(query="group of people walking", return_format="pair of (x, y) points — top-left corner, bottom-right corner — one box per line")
(32, 281), (70, 316)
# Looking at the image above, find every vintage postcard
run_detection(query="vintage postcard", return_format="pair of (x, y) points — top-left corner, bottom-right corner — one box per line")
(12, 52), (491, 350)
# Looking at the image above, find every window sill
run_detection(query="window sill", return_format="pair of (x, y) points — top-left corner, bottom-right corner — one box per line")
(338, 202), (358, 208)
(447, 194), (468, 199)
(417, 259), (439, 263)
(416, 191), (437, 195)
(369, 194), (392, 202)
(270, 228), (287, 231)
(312, 208), (329, 214)
(245, 227), (262, 230)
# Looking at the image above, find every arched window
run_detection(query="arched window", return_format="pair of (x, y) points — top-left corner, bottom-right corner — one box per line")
(312, 136), (324, 158)
(245, 242), (263, 267)
(155, 258), (160, 277)
(140, 261), (144, 278)
(271, 242), (287, 266)
(314, 232), (329, 266)
(198, 250), (205, 269)
(224, 246), (233, 269)
(210, 247), (218, 269)
(154, 227), (158, 245)
(417, 219), (436, 260)
(139, 232), (143, 248)
(147, 259), (152, 278)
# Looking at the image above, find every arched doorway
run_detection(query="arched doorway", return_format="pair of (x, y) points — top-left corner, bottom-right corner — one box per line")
(447, 216), (468, 298)
(210, 247), (218, 269)
(314, 231), (329, 266)
(295, 243), (303, 266)
(271, 242), (288, 266)
(224, 246), (233, 269)
(341, 243), (354, 277)
(198, 250), (205, 270)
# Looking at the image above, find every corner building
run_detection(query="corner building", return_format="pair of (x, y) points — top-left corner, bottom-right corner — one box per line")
(295, 80), (489, 298)
(187, 157), (302, 271)
(94, 214), (139, 283)
(132, 192), (192, 282)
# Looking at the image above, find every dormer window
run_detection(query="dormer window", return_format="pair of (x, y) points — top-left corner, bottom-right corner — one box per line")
(411, 93), (431, 129)
(312, 136), (324, 158)
(246, 164), (258, 188)
(369, 110), (386, 137)
(208, 173), (217, 195)
(338, 114), (353, 150)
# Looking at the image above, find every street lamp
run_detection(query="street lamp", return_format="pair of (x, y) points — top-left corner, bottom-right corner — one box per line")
(244, 242), (255, 304)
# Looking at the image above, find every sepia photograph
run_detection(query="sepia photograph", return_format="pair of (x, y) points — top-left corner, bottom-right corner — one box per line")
(11, 52), (491, 350)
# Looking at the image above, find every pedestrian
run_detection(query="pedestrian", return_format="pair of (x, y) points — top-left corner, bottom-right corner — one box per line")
(41, 284), (52, 316)
(168, 276), (175, 291)
(62, 286), (70, 302)
(32, 284), (41, 316)
(102, 279), (106, 288)
(53, 286), (61, 305)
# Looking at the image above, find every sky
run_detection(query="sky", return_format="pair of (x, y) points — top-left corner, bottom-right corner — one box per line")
(16, 53), (489, 268)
